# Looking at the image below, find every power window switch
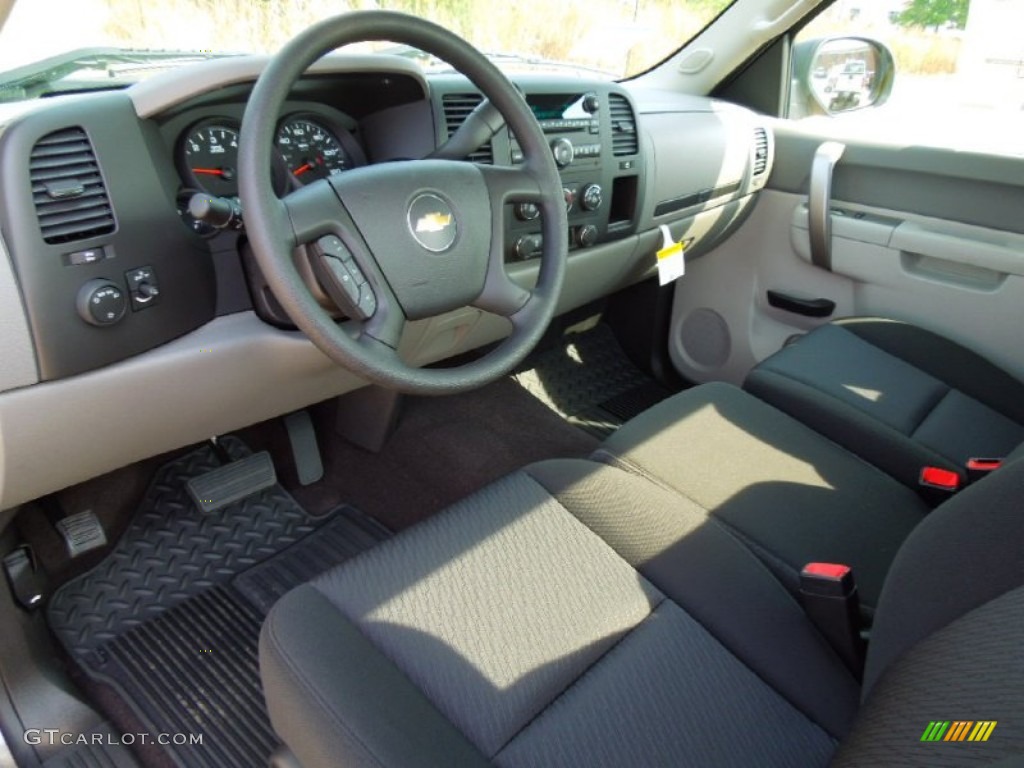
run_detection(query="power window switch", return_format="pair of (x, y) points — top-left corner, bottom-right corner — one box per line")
(125, 265), (161, 310)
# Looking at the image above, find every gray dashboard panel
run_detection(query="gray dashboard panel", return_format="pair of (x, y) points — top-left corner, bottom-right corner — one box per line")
(130, 54), (429, 119)
(0, 233), (37, 392)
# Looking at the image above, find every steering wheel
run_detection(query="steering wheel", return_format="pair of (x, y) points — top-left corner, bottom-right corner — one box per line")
(238, 11), (567, 394)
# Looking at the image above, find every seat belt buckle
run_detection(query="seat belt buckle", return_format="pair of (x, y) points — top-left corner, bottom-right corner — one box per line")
(800, 562), (865, 678)
(918, 466), (961, 505)
(966, 457), (1003, 483)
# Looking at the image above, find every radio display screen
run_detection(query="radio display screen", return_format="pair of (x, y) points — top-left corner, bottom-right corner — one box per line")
(527, 93), (588, 121)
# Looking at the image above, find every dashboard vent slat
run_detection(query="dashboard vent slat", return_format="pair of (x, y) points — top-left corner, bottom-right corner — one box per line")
(29, 127), (115, 244)
(753, 127), (769, 176)
(608, 93), (638, 157)
(441, 93), (493, 165)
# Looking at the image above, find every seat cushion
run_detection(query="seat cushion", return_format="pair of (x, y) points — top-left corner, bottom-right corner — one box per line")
(833, 458), (1024, 766)
(593, 382), (928, 612)
(261, 460), (856, 768)
(744, 318), (1024, 490)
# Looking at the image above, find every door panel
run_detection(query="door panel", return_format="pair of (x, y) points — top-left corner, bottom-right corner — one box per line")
(668, 125), (1024, 386)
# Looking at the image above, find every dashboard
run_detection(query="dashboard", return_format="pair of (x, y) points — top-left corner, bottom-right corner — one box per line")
(0, 52), (774, 512)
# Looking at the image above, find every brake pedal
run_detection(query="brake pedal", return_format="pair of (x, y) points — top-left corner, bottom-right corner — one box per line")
(56, 510), (108, 558)
(284, 410), (324, 486)
(186, 451), (277, 513)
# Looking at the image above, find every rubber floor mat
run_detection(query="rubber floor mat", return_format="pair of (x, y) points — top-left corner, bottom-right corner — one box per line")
(512, 323), (674, 438)
(47, 439), (390, 768)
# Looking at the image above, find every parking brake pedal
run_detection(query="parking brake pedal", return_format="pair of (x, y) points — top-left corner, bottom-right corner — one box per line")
(3, 547), (46, 611)
(186, 451), (277, 513)
(55, 510), (108, 558)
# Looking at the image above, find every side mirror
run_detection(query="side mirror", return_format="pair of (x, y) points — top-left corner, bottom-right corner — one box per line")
(791, 37), (895, 117)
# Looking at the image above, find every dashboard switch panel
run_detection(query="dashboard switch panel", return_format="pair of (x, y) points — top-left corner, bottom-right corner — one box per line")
(125, 265), (161, 311)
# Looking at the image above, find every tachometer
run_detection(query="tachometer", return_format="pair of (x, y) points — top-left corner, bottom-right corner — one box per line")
(276, 117), (353, 185)
(181, 120), (239, 196)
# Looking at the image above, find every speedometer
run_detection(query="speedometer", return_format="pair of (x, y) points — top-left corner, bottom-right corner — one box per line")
(276, 118), (353, 185)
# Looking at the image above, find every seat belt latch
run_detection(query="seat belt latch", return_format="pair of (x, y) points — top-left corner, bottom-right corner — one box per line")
(918, 465), (961, 504)
(800, 562), (865, 678)
(966, 457), (1003, 483)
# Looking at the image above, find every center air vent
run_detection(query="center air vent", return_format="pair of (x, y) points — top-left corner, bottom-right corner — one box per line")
(441, 93), (494, 164)
(30, 127), (115, 244)
(753, 127), (769, 176)
(608, 93), (638, 156)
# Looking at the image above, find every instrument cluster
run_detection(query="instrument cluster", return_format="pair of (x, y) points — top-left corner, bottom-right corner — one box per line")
(175, 113), (366, 235)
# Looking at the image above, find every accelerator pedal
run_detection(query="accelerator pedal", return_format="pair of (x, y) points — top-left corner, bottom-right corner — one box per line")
(186, 450), (276, 513)
(284, 410), (324, 486)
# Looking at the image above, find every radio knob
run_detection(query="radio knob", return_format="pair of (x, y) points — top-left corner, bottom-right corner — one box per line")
(583, 93), (600, 113)
(515, 202), (540, 221)
(576, 225), (598, 248)
(581, 183), (603, 211)
(551, 138), (574, 168)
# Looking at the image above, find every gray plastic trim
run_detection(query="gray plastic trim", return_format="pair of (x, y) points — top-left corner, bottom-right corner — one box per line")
(0, 313), (367, 511)
(0, 230), (655, 512)
(0, 232), (38, 392)
(130, 53), (429, 119)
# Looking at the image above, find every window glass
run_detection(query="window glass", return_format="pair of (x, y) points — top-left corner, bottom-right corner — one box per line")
(0, 0), (736, 87)
(790, 0), (1024, 157)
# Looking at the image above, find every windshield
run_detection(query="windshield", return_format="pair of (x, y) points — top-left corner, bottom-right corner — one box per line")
(0, 0), (734, 94)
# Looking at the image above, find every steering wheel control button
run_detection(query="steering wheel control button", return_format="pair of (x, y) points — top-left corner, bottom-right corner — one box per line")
(314, 236), (376, 320)
(407, 193), (457, 252)
(64, 246), (107, 266)
(125, 266), (161, 311)
(77, 279), (128, 326)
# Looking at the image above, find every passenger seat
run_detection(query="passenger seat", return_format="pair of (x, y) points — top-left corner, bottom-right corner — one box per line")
(593, 382), (927, 614)
(744, 317), (1024, 491)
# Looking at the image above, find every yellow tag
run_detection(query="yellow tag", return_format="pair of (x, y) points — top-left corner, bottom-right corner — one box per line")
(656, 225), (685, 285)
(657, 241), (683, 261)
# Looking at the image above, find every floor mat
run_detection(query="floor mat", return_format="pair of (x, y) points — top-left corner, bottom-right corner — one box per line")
(47, 438), (390, 768)
(273, 376), (601, 532)
(512, 323), (674, 438)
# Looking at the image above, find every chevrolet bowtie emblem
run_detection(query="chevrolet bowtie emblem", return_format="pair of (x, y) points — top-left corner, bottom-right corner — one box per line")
(414, 212), (453, 234)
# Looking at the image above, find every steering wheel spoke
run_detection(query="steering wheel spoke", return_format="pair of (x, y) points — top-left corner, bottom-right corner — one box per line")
(473, 265), (532, 317)
(280, 179), (347, 244)
(479, 164), (543, 205)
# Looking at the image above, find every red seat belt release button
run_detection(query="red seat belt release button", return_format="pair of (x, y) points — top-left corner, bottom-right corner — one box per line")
(919, 466), (960, 490)
(800, 562), (864, 678)
(966, 457), (1003, 483)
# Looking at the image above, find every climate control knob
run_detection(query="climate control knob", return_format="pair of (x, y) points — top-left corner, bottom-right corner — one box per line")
(581, 183), (603, 211)
(515, 202), (540, 221)
(576, 224), (599, 248)
(77, 279), (128, 327)
(551, 138), (574, 168)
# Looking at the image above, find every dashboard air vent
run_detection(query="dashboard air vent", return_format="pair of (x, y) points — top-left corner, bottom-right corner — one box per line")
(753, 127), (769, 176)
(441, 93), (493, 164)
(608, 93), (638, 156)
(29, 127), (115, 244)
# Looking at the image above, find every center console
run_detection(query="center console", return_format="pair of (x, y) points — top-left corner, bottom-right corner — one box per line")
(433, 77), (644, 263)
